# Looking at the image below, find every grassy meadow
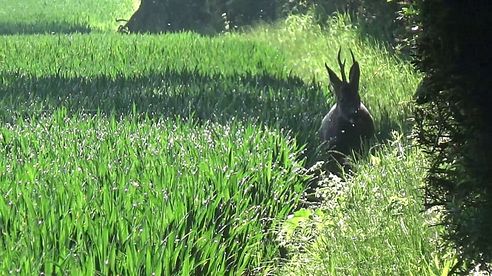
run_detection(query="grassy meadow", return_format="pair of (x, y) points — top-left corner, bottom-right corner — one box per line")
(0, 0), (455, 275)
(0, 0), (134, 34)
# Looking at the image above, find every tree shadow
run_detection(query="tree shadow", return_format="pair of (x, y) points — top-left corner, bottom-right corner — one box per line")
(0, 68), (405, 163)
(0, 21), (91, 35)
(1, 69), (325, 159)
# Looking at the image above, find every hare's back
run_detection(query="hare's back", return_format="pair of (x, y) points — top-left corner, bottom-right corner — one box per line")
(319, 105), (338, 142)
(357, 103), (375, 138)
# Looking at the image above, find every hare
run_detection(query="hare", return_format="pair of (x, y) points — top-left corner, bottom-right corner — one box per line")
(319, 48), (375, 155)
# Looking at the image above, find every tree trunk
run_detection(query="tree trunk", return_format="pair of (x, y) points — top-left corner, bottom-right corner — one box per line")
(122, 0), (214, 34)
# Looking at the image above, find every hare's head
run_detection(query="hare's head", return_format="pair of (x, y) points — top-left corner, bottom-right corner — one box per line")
(325, 48), (361, 122)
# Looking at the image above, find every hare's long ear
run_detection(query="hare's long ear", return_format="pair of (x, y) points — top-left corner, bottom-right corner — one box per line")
(325, 63), (342, 97)
(348, 50), (360, 92)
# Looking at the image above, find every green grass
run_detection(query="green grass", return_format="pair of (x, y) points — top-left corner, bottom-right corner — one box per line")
(0, 33), (285, 78)
(0, 30), (322, 274)
(0, 32), (326, 160)
(0, 0), (135, 34)
(276, 134), (456, 275)
(239, 13), (457, 275)
(242, 13), (421, 138)
(0, 110), (308, 274)
(0, 1), (455, 274)
(0, 5), (321, 273)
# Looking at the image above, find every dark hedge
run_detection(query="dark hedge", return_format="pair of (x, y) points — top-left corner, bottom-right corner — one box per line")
(413, 0), (492, 271)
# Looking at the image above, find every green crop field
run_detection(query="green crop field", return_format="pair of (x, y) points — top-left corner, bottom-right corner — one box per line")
(0, 0), (134, 34)
(0, 0), (456, 275)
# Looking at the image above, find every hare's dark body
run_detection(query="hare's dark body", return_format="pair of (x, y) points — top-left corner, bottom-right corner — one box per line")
(319, 49), (374, 155)
(320, 102), (374, 154)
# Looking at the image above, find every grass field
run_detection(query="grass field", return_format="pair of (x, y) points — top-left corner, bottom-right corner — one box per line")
(0, 113), (308, 274)
(0, 0), (455, 275)
(0, 0), (134, 34)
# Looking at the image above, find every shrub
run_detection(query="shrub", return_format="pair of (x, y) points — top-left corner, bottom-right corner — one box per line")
(413, 0), (492, 270)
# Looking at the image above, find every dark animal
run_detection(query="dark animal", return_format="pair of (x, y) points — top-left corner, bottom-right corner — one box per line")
(319, 48), (375, 156)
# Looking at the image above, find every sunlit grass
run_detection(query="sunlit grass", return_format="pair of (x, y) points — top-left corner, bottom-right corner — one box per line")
(0, 33), (285, 78)
(275, 134), (456, 275)
(0, 3), (317, 272)
(0, 110), (307, 274)
(0, 0), (135, 34)
(242, 13), (421, 136)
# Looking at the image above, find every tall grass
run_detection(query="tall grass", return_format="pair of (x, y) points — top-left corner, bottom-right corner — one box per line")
(0, 5), (323, 272)
(0, 33), (285, 78)
(0, 110), (308, 274)
(242, 13), (421, 138)
(0, 33), (327, 160)
(276, 135), (456, 275)
(240, 13), (456, 275)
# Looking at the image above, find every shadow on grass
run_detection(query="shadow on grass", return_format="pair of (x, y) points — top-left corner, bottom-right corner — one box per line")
(0, 21), (92, 35)
(375, 105), (412, 142)
(0, 68), (405, 162)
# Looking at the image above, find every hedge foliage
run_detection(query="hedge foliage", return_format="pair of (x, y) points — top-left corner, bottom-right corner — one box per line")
(413, 0), (492, 270)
